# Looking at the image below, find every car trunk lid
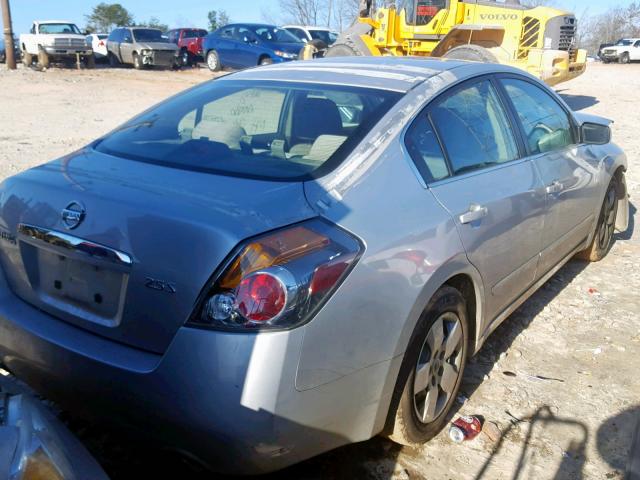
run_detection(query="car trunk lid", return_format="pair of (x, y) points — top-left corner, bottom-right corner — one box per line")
(0, 149), (316, 353)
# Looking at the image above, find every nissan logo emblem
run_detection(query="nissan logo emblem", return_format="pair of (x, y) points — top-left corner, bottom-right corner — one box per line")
(61, 202), (86, 229)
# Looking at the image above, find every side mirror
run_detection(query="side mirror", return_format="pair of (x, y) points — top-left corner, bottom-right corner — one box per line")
(581, 122), (611, 145)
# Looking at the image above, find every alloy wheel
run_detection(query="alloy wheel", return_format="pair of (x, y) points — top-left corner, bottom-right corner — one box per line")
(597, 184), (617, 251)
(207, 52), (218, 70)
(413, 312), (464, 424)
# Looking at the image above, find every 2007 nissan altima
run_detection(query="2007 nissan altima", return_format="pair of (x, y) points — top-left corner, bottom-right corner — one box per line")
(0, 57), (629, 474)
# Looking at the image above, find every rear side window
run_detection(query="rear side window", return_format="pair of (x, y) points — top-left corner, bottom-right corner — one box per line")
(405, 115), (449, 182)
(95, 80), (401, 180)
(107, 29), (121, 42)
(500, 78), (574, 155)
(430, 80), (519, 175)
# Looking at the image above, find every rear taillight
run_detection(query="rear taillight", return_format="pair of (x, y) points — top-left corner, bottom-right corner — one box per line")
(98, 40), (105, 46)
(189, 219), (363, 331)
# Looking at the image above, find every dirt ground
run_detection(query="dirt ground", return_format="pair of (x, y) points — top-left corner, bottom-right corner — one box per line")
(0, 62), (638, 480)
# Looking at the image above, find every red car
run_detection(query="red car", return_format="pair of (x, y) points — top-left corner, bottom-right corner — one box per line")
(167, 28), (208, 66)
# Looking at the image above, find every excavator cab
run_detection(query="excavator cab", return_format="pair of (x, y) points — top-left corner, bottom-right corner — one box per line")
(399, 0), (448, 26)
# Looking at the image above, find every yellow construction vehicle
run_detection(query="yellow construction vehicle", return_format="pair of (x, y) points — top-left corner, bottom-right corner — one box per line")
(321, 0), (586, 86)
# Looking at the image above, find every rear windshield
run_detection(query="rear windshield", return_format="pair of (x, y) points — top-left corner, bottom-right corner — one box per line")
(95, 80), (402, 180)
(183, 29), (207, 38)
(133, 29), (167, 43)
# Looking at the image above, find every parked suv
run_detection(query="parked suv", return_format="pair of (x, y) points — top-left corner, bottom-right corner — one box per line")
(107, 27), (179, 69)
(167, 28), (208, 66)
(600, 38), (640, 64)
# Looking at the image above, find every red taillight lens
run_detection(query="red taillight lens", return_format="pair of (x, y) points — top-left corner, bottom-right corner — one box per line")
(192, 219), (363, 330)
(236, 272), (286, 322)
(99, 40), (105, 46)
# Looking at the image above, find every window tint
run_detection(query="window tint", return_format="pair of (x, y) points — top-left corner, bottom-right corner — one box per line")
(405, 115), (449, 182)
(122, 30), (133, 43)
(286, 28), (308, 41)
(430, 80), (519, 175)
(108, 29), (121, 42)
(501, 78), (574, 154)
(219, 27), (234, 38)
(635, 40), (640, 47)
(96, 80), (401, 180)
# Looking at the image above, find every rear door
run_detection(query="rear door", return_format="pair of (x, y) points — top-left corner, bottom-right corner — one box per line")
(498, 76), (599, 276)
(417, 77), (546, 321)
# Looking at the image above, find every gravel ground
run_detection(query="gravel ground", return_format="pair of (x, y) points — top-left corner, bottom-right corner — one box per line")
(0, 62), (638, 479)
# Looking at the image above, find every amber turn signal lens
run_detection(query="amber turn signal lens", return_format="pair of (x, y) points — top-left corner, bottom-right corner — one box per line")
(219, 226), (329, 289)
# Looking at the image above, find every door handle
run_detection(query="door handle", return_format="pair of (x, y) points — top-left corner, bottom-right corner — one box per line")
(459, 204), (489, 224)
(546, 180), (564, 194)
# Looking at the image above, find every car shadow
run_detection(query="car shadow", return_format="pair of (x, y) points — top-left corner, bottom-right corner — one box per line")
(615, 200), (636, 241)
(557, 91), (599, 111)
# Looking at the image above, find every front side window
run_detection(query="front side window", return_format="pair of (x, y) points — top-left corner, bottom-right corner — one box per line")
(501, 78), (574, 155)
(399, 0), (447, 26)
(95, 80), (401, 180)
(430, 80), (519, 175)
(38, 23), (81, 34)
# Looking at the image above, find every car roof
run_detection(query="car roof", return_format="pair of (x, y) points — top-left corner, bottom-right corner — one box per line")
(224, 56), (537, 93)
(283, 25), (331, 31)
(35, 20), (77, 24)
(225, 56), (470, 92)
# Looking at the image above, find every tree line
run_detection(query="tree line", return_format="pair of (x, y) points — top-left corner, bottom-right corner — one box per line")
(84, 3), (231, 33)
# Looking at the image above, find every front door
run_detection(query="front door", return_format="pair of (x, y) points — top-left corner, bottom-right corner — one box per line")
(120, 29), (134, 63)
(498, 77), (599, 276)
(423, 78), (546, 321)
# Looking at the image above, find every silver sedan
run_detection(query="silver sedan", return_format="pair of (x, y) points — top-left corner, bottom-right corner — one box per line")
(0, 57), (629, 474)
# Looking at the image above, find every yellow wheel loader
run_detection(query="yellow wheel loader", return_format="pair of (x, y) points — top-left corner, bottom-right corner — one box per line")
(319, 0), (586, 86)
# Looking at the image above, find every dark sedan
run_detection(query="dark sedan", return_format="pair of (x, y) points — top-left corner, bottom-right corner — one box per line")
(203, 23), (304, 71)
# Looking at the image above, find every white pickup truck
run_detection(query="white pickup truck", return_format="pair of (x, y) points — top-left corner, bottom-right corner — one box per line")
(20, 20), (94, 68)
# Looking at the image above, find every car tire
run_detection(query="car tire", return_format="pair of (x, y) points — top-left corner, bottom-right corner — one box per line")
(259, 56), (273, 66)
(442, 44), (498, 63)
(22, 50), (33, 66)
(619, 52), (630, 64)
(180, 49), (191, 67)
(576, 178), (620, 262)
(108, 52), (120, 67)
(325, 42), (363, 57)
(133, 52), (143, 70)
(387, 286), (469, 446)
(206, 50), (221, 72)
(37, 47), (49, 69)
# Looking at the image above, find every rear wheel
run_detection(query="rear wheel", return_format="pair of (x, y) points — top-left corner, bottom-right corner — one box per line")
(576, 179), (619, 262)
(325, 42), (364, 57)
(108, 52), (120, 67)
(620, 52), (630, 64)
(388, 286), (468, 446)
(442, 44), (498, 63)
(206, 49), (220, 72)
(180, 48), (191, 67)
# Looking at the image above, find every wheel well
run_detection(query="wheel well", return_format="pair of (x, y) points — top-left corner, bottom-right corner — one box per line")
(258, 54), (270, 64)
(444, 274), (477, 354)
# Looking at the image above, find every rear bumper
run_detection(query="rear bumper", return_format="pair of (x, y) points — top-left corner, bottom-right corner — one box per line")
(0, 268), (391, 474)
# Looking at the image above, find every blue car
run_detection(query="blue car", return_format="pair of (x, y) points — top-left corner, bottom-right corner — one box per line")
(203, 23), (304, 71)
